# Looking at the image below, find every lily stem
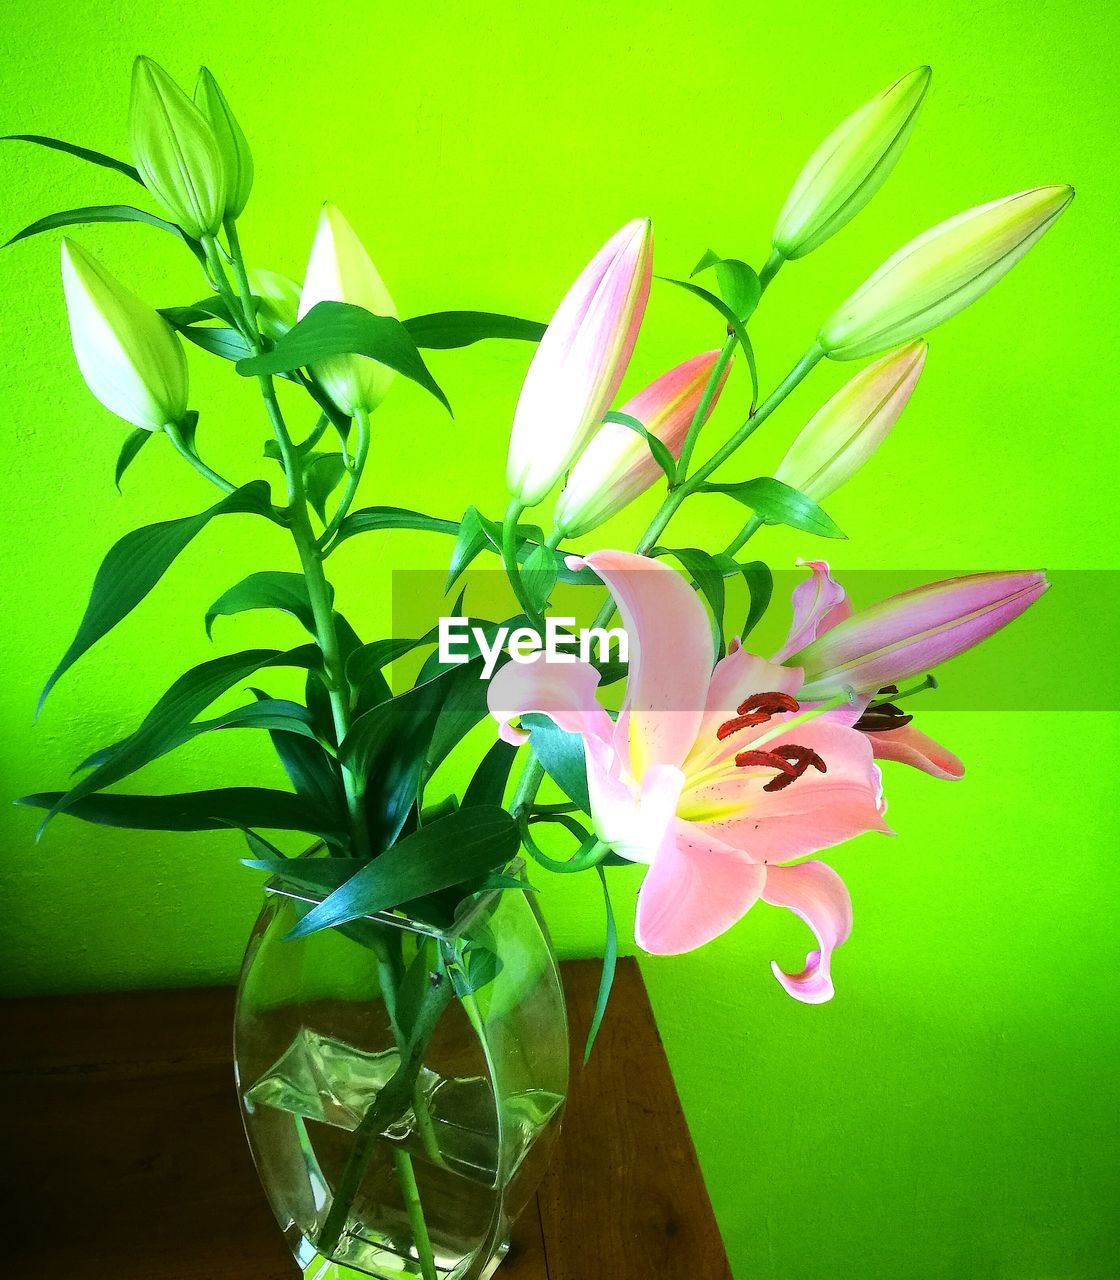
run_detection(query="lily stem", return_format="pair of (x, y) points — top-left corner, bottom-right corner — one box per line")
(163, 421), (236, 494)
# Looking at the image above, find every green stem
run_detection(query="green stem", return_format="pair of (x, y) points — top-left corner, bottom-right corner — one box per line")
(725, 512), (765, 557)
(316, 969), (453, 1263)
(676, 330), (737, 479)
(217, 218), (442, 1267)
(319, 405), (371, 549)
(588, 344), (823, 631)
(502, 499), (544, 628)
(219, 220), (371, 859)
(689, 343), (824, 488)
(393, 1148), (438, 1280)
(163, 422), (236, 493)
(758, 247), (786, 292)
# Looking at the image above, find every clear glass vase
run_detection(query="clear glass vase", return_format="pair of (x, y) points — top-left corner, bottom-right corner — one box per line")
(233, 865), (569, 1280)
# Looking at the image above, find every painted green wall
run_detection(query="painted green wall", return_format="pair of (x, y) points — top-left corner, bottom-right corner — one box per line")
(2, 1), (1116, 1276)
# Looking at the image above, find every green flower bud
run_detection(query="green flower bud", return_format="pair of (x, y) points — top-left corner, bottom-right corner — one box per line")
(819, 185), (1074, 360)
(129, 55), (225, 240)
(60, 239), (188, 431)
(194, 67), (254, 220)
(774, 67), (931, 260)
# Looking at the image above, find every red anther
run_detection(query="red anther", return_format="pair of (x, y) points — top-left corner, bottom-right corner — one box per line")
(717, 691), (800, 741)
(735, 743), (827, 792)
(736, 691), (799, 717)
(734, 748), (799, 773)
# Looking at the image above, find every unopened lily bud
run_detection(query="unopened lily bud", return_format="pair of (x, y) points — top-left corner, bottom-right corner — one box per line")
(60, 239), (188, 431)
(193, 67), (254, 220)
(791, 570), (1048, 700)
(774, 67), (931, 260)
(820, 186), (1074, 360)
(298, 203), (397, 416)
(248, 268), (300, 340)
(554, 350), (729, 538)
(774, 341), (926, 501)
(129, 56), (226, 240)
(507, 218), (653, 507)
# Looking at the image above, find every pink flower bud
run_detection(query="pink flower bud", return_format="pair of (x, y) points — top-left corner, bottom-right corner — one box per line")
(506, 219), (653, 507)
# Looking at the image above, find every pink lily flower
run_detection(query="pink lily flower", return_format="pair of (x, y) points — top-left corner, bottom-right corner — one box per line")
(785, 563), (1048, 702)
(506, 219), (653, 508)
(487, 550), (889, 1001)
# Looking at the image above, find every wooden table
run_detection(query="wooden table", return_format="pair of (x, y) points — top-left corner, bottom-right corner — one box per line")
(3, 958), (731, 1279)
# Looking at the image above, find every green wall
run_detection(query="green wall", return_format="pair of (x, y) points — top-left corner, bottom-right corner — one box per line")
(2, 1), (1116, 1276)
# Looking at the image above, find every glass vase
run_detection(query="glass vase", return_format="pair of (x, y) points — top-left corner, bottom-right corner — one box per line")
(233, 865), (569, 1280)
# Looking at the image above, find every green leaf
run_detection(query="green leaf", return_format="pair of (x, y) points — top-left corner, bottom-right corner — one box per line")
(463, 739), (518, 808)
(205, 571), (325, 639)
(425, 660), (493, 772)
(2, 134), (142, 182)
(248, 688), (344, 814)
(403, 311), (546, 349)
(236, 301), (452, 414)
(659, 275), (750, 351)
(114, 429), (151, 491)
(688, 252), (762, 323)
(332, 505), (460, 548)
(17, 788), (343, 835)
(3, 205), (203, 262)
(340, 675), (452, 851)
(521, 713), (590, 811)
(305, 453), (348, 522)
(285, 805), (520, 939)
(603, 411), (677, 484)
(160, 295), (239, 327)
(449, 945), (503, 998)
(584, 866), (618, 1063)
(241, 854), (358, 897)
(42, 646), (321, 833)
(700, 476), (846, 539)
(522, 542), (558, 613)
(729, 558), (773, 640)
(654, 546), (726, 654)
(40, 481), (280, 712)
(446, 506), (488, 592)
(177, 325), (254, 361)
(346, 633), (438, 688)
(77, 695), (319, 771)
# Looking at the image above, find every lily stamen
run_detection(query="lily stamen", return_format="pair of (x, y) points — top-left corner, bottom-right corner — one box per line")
(717, 691), (800, 741)
(734, 743), (828, 792)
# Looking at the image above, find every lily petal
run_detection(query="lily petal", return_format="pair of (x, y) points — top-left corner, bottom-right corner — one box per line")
(761, 860), (852, 1003)
(774, 559), (851, 662)
(865, 723), (964, 780)
(636, 818), (767, 955)
(572, 550), (714, 779)
(486, 654), (614, 746)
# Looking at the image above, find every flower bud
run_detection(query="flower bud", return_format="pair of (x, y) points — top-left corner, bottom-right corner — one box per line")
(774, 67), (931, 260)
(298, 203), (398, 416)
(60, 239), (188, 431)
(773, 341), (926, 501)
(129, 56), (226, 240)
(791, 570), (1048, 700)
(193, 67), (254, 220)
(506, 219), (653, 507)
(248, 268), (300, 340)
(554, 350), (728, 537)
(820, 186), (1074, 360)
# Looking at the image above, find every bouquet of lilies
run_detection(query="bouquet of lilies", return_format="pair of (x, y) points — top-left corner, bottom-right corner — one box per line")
(11, 60), (1070, 1039)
